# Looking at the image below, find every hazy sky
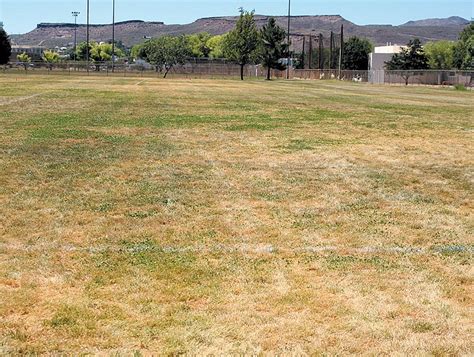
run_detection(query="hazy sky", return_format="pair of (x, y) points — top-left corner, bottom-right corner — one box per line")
(1, 0), (473, 34)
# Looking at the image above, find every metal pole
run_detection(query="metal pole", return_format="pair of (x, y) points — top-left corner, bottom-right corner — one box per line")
(318, 33), (323, 70)
(302, 36), (305, 69)
(308, 35), (312, 69)
(329, 31), (334, 70)
(338, 24), (344, 79)
(112, 0), (115, 73)
(286, 0), (291, 79)
(86, 0), (90, 73)
(72, 12), (80, 63)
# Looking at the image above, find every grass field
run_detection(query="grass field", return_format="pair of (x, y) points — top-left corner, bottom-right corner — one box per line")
(0, 75), (473, 354)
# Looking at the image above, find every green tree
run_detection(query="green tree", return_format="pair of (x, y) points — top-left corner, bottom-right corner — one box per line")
(342, 36), (373, 70)
(42, 50), (60, 70)
(89, 43), (124, 71)
(222, 9), (259, 80)
(0, 28), (12, 66)
(424, 41), (455, 69)
(453, 23), (474, 69)
(207, 35), (227, 59)
(17, 52), (31, 71)
(75, 41), (93, 61)
(258, 17), (287, 80)
(385, 38), (429, 85)
(187, 32), (212, 58)
(131, 43), (146, 60)
(142, 36), (192, 78)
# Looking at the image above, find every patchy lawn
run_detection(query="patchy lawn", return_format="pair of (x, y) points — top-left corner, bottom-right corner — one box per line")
(0, 75), (472, 354)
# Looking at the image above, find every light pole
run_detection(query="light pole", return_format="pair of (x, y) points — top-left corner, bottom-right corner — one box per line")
(86, 0), (90, 72)
(286, 0), (291, 79)
(112, 0), (115, 72)
(72, 11), (80, 63)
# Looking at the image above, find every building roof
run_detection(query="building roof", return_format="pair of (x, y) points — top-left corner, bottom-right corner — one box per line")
(374, 45), (404, 54)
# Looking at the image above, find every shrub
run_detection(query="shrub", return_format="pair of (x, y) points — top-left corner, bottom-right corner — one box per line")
(454, 84), (467, 91)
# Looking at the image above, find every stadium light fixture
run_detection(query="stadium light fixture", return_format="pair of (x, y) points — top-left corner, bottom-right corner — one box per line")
(72, 11), (80, 62)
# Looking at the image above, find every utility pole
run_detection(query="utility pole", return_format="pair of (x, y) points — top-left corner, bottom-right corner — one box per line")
(112, 0), (115, 73)
(286, 0), (291, 79)
(86, 0), (90, 72)
(72, 11), (80, 63)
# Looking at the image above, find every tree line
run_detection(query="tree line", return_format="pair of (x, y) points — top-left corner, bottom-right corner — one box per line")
(130, 10), (287, 80)
(0, 14), (472, 79)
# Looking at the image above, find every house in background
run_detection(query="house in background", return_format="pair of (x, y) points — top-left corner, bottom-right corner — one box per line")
(10, 45), (46, 61)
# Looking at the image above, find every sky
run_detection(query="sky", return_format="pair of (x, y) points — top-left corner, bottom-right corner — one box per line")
(1, 0), (473, 34)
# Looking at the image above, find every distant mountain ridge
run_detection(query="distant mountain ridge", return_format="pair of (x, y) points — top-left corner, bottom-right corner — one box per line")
(10, 15), (470, 49)
(402, 16), (470, 27)
(36, 20), (164, 29)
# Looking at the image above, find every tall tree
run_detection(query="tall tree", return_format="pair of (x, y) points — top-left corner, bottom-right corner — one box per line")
(342, 36), (373, 70)
(385, 39), (429, 85)
(223, 9), (259, 80)
(453, 23), (474, 70)
(0, 28), (12, 65)
(142, 36), (191, 78)
(258, 17), (288, 80)
(424, 41), (455, 69)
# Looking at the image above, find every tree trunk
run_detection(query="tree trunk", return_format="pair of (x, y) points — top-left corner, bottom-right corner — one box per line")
(240, 64), (244, 81)
(163, 67), (170, 78)
(266, 66), (271, 80)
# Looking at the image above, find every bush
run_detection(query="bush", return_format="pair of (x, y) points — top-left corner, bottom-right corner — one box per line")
(454, 84), (467, 91)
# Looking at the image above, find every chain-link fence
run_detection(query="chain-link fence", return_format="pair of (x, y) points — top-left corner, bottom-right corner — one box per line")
(3, 59), (264, 79)
(2, 60), (473, 86)
(292, 69), (368, 82)
(369, 70), (474, 86)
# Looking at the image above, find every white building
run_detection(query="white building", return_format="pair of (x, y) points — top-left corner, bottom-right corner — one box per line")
(368, 44), (405, 84)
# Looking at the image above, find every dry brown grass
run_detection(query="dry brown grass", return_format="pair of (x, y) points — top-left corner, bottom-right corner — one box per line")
(0, 74), (472, 354)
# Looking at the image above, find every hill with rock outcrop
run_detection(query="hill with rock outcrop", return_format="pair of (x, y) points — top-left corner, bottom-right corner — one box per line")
(10, 15), (470, 48)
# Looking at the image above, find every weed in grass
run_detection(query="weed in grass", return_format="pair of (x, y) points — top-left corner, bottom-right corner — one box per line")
(226, 122), (276, 131)
(325, 255), (396, 271)
(454, 84), (467, 91)
(126, 210), (158, 219)
(48, 305), (96, 337)
(410, 321), (435, 333)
